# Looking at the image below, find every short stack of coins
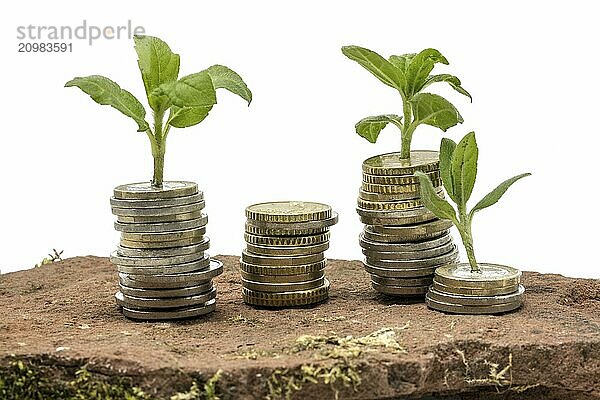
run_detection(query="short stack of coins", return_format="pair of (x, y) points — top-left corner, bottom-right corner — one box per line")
(240, 201), (338, 307)
(109, 181), (223, 320)
(357, 151), (459, 297)
(426, 263), (525, 314)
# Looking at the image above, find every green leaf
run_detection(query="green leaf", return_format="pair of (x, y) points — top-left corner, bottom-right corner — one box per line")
(411, 93), (463, 132)
(355, 114), (402, 143)
(168, 105), (213, 128)
(65, 75), (149, 132)
(415, 171), (458, 222)
(133, 35), (180, 111)
(341, 46), (405, 93)
(205, 64), (252, 105)
(388, 53), (416, 74)
(450, 132), (478, 205)
(155, 71), (217, 109)
(469, 173), (531, 217)
(423, 74), (472, 102)
(405, 48), (448, 96)
(439, 137), (458, 203)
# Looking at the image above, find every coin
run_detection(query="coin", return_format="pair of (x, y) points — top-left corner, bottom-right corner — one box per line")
(110, 193), (204, 209)
(425, 296), (523, 314)
(244, 223), (329, 237)
(371, 275), (433, 287)
(116, 239), (210, 258)
(119, 299), (216, 321)
(362, 241), (455, 261)
(359, 189), (426, 202)
(240, 270), (325, 284)
(117, 210), (203, 224)
(242, 279), (329, 307)
(239, 259), (326, 276)
(359, 233), (451, 252)
(430, 280), (520, 297)
(357, 197), (424, 211)
(362, 170), (441, 185)
(361, 180), (442, 195)
(246, 213), (338, 231)
(246, 201), (332, 223)
(371, 281), (429, 296)
(241, 251), (325, 266)
(114, 215), (208, 233)
(362, 228), (450, 244)
(242, 277), (325, 293)
(434, 263), (522, 289)
(356, 206), (432, 219)
(115, 287), (216, 309)
(359, 212), (437, 226)
(246, 242), (329, 257)
(362, 151), (440, 176)
(119, 281), (213, 298)
(115, 254), (210, 275)
(110, 250), (206, 267)
(121, 226), (206, 242)
(364, 263), (437, 278)
(120, 234), (206, 249)
(113, 181), (198, 200)
(368, 219), (453, 236)
(111, 201), (205, 217)
(244, 232), (330, 247)
(365, 246), (458, 268)
(427, 285), (525, 306)
(118, 259), (223, 289)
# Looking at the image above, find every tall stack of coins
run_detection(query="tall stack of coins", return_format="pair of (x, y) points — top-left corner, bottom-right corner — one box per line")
(240, 201), (337, 307)
(426, 263), (524, 314)
(109, 181), (223, 320)
(357, 151), (459, 297)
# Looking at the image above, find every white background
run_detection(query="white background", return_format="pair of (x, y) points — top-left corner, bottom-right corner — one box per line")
(1, 1), (598, 278)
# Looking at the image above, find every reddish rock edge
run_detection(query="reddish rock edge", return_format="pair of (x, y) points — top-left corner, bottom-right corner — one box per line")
(0, 255), (599, 400)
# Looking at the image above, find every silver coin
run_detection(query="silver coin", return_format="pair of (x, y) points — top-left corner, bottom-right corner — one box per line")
(371, 275), (433, 287)
(111, 201), (205, 217)
(115, 287), (217, 309)
(119, 281), (213, 298)
(425, 295), (523, 315)
(362, 241), (455, 261)
(240, 270), (325, 284)
(120, 234), (206, 249)
(241, 277), (325, 293)
(362, 228), (450, 244)
(121, 226), (206, 242)
(356, 206), (431, 219)
(119, 299), (217, 321)
(113, 181), (198, 200)
(369, 219), (454, 235)
(359, 233), (451, 252)
(118, 259), (223, 289)
(246, 213), (338, 231)
(241, 250), (325, 266)
(245, 242), (329, 257)
(110, 193), (204, 209)
(427, 285), (525, 306)
(110, 250), (206, 267)
(117, 210), (203, 224)
(114, 215), (208, 233)
(359, 212), (437, 226)
(114, 254), (210, 275)
(359, 189), (422, 202)
(371, 281), (429, 296)
(430, 280), (520, 297)
(365, 246), (458, 268)
(364, 262), (436, 278)
(116, 238), (210, 258)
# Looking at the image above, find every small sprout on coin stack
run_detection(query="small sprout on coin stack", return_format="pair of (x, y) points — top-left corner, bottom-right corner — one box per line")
(416, 132), (530, 314)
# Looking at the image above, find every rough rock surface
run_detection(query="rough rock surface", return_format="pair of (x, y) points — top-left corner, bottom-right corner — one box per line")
(0, 255), (599, 399)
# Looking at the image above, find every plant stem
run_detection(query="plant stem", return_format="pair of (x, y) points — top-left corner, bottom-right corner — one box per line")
(400, 99), (413, 159)
(458, 210), (480, 273)
(151, 110), (166, 187)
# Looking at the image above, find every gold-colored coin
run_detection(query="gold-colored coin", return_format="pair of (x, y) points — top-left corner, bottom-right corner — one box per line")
(359, 189), (422, 202)
(241, 250), (325, 266)
(357, 206), (432, 219)
(362, 151), (440, 176)
(362, 179), (442, 194)
(430, 280), (520, 297)
(113, 181), (198, 200)
(362, 228), (450, 243)
(245, 242), (329, 257)
(120, 235), (206, 249)
(434, 263), (522, 289)
(242, 279), (329, 307)
(246, 213), (338, 232)
(240, 270), (325, 284)
(245, 201), (332, 223)
(241, 277), (325, 293)
(244, 223), (329, 237)
(121, 227), (206, 242)
(117, 210), (203, 224)
(427, 285), (525, 306)
(357, 197), (424, 211)
(244, 232), (330, 247)
(239, 259), (326, 276)
(362, 170), (440, 185)
(359, 211), (437, 226)
(368, 219), (453, 236)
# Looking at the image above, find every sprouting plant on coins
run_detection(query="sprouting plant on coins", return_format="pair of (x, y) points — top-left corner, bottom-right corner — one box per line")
(66, 35), (252, 187)
(341, 46), (471, 159)
(415, 132), (530, 273)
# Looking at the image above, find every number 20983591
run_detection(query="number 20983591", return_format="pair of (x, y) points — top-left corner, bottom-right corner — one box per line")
(18, 42), (73, 53)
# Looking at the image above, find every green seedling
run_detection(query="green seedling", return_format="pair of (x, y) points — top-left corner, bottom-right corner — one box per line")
(341, 46), (471, 159)
(415, 132), (530, 272)
(66, 35), (251, 187)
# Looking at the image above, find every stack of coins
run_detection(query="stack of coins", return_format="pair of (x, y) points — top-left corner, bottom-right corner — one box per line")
(109, 181), (223, 320)
(357, 151), (459, 297)
(426, 263), (525, 314)
(240, 201), (338, 307)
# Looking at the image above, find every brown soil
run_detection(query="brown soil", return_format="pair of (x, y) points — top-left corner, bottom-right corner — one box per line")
(0, 255), (599, 399)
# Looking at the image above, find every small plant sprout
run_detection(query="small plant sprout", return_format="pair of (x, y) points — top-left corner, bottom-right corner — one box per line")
(415, 132), (530, 273)
(341, 46), (471, 159)
(66, 35), (251, 187)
